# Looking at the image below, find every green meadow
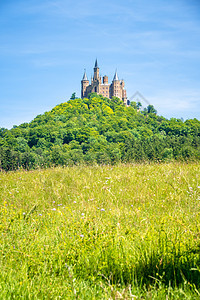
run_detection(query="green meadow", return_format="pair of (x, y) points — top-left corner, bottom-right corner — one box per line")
(0, 162), (200, 299)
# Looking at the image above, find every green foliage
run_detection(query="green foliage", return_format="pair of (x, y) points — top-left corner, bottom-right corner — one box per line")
(0, 94), (200, 170)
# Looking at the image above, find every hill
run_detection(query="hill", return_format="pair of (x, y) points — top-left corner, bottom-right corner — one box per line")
(0, 93), (200, 170)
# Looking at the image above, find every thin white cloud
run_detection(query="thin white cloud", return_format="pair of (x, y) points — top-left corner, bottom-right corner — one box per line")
(150, 89), (200, 114)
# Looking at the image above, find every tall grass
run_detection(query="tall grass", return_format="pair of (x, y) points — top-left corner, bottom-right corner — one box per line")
(0, 162), (199, 299)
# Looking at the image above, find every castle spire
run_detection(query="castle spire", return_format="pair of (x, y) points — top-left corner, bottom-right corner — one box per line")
(82, 69), (88, 80)
(94, 58), (98, 68)
(113, 69), (119, 81)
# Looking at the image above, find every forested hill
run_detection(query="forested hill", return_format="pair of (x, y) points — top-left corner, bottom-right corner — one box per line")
(0, 93), (200, 170)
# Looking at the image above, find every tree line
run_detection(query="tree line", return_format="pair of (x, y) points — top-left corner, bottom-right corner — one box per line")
(0, 93), (200, 170)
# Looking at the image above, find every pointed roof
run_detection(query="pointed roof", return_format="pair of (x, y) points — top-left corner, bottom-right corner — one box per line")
(113, 69), (119, 81)
(94, 58), (98, 68)
(82, 69), (88, 81)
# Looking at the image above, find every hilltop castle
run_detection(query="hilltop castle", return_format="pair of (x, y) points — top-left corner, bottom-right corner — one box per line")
(81, 59), (127, 104)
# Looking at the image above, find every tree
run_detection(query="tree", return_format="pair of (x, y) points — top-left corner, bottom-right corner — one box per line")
(70, 92), (76, 100)
(136, 102), (142, 110)
(147, 105), (157, 114)
(130, 101), (137, 109)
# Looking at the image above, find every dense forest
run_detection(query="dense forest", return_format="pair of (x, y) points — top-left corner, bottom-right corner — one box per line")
(0, 93), (200, 170)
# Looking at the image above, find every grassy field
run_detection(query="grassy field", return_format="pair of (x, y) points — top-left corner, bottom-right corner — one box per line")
(0, 162), (200, 299)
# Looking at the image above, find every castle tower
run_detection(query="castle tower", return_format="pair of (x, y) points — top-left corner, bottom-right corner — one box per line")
(103, 75), (108, 84)
(111, 70), (122, 99)
(120, 79), (127, 104)
(92, 59), (101, 93)
(81, 70), (89, 98)
(93, 59), (100, 81)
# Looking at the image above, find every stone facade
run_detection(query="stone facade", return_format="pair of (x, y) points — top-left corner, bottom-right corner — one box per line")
(81, 59), (127, 104)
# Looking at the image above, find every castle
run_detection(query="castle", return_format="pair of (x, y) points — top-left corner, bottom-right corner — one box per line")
(81, 59), (127, 105)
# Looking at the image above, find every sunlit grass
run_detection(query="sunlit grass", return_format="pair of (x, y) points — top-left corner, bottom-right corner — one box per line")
(0, 162), (200, 299)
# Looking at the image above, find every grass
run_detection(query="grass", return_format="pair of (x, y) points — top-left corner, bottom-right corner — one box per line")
(0, 162), (200, 299)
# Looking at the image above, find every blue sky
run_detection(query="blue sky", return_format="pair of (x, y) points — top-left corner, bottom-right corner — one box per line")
(0, 0), (200, 129)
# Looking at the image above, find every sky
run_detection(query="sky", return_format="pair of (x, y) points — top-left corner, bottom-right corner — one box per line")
(0, 0), (200, 129)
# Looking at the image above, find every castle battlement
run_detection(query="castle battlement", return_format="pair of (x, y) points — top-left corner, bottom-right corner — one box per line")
(81, 59), (127, 105)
